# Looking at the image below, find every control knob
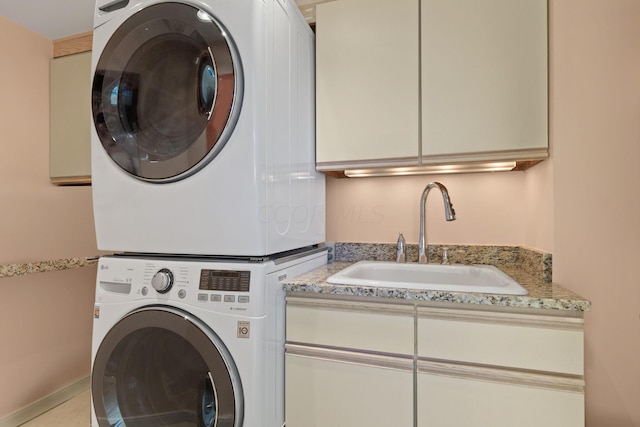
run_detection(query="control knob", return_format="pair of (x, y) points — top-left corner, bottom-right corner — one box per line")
(151, 268), (174, 293)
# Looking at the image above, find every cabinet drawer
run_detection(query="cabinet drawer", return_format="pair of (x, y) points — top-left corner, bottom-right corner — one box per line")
(417, 371), (584, 427)
(287, 354), (413, 427)
(287, 298), (414, 355)
(417, 307), (584, 375)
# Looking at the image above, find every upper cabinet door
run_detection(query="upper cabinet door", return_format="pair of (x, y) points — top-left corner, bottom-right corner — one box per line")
(421, 0), (548, 161)
(316, 0), (420, 168)
(50, 51), (92, 184)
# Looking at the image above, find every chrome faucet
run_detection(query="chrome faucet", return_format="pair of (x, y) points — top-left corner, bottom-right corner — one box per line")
(396, 233), (406, 263)
(418, 182), (456, 264)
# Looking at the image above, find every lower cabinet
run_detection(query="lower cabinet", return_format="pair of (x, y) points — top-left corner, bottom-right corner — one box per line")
(417, 369), (584, 427)
(286, 353), (413, 427)
(416, 305), (585, 426)
(285, 296), (414, 427)
(286, 296), (585, 426)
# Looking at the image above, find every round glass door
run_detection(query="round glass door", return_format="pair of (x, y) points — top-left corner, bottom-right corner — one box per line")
(92, 2), (243, 182)
(92, 307), (243, 427)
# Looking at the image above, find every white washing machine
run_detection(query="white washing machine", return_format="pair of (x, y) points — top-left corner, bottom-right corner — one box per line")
(90, 247), (326, 427)
(90, 0), (324, 257)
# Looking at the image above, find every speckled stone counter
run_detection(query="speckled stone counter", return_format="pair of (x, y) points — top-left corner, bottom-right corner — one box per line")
(284, 243), (591, 312)
(0, 256), (99, 279)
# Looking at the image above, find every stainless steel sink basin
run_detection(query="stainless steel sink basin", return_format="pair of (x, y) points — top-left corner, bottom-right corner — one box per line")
(327, 261), (528, 295)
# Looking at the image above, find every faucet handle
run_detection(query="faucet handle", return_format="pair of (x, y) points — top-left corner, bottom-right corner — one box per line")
(441, 247), (450, 265)
(396, 233), (406, 263)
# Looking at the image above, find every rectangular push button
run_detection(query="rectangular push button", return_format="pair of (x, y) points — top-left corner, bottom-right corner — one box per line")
(224, 295), (235, 303)
(238, 296), (250, 304)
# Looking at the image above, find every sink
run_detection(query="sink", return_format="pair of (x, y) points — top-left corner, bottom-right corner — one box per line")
(327, 261), (528, 295)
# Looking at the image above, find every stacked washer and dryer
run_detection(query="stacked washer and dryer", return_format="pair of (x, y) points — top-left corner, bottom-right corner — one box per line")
(89, 0), (325, 426)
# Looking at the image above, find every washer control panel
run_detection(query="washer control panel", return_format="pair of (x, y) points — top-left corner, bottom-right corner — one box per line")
(199, 269), (250, 292)
(96, 256), (266, 316)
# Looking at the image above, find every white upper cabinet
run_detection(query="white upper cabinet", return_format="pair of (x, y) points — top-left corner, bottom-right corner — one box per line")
(315, 0), (420, 168)
(421, 0), (548, 162)
(316, 0), (548, 173)
(50, 51), (92, 184)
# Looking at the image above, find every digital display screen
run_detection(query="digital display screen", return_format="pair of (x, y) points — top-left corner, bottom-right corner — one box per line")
(199, 269), (250, 292)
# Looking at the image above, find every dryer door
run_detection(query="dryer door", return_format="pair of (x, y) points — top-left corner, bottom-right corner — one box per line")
(92, 2), (242, 182)
(92, 307), (243, 427)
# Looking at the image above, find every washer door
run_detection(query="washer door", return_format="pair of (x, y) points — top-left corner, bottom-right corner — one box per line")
(92, 2), (243, 182)
(92, 307), (243, 427)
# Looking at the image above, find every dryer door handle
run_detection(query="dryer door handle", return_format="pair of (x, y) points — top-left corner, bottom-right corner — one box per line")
(197, 48), (217, 120)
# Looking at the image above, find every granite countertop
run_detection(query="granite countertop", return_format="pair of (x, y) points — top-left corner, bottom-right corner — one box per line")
(0, 256), (99, 279)
(283, 243), (591, 312)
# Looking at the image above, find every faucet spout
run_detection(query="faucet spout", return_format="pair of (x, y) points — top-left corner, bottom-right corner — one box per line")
(418, 182), (456, 264)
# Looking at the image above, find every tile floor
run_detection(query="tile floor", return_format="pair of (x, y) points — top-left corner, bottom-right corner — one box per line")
(20, 389), (90, 426)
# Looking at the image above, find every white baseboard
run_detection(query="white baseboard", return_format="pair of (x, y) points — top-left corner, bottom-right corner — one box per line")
(0, 376), (90, 427)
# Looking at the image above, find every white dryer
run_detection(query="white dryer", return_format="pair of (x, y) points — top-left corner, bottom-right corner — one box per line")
(90, 248), (327, 427)
(90, 0), (324, 256)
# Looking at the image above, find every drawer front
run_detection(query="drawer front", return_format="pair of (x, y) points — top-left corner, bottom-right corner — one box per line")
(287, 354), (414, 427)
(287, 298), (414, 355)
(417, 307), (584, 375)
(417, 370), (584, 427)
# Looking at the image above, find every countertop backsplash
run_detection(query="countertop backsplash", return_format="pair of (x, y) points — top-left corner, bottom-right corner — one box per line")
(334, 242), (552, 283)
(0, 243), (552, 286)
(0, 257), (99, 279)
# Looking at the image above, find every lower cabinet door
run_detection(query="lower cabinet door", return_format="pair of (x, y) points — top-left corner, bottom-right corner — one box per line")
(286, 354), (414, 427)
(417, 372), (585, 427)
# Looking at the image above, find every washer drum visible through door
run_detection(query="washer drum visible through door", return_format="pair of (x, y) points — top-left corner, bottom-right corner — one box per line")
(91, 307), (243, 427)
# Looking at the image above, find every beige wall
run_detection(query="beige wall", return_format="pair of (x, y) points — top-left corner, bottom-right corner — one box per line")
(326, 168), (552, 250)
(552, 0), (640, 425)
(0, 17), (97, 264)
(523, 156), (554, 252)
(0, 267), (97, 417)
(0, 17), (97, 418)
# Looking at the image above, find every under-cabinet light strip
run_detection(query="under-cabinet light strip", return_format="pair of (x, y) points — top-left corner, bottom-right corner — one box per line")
(344, 161), (517, 177)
